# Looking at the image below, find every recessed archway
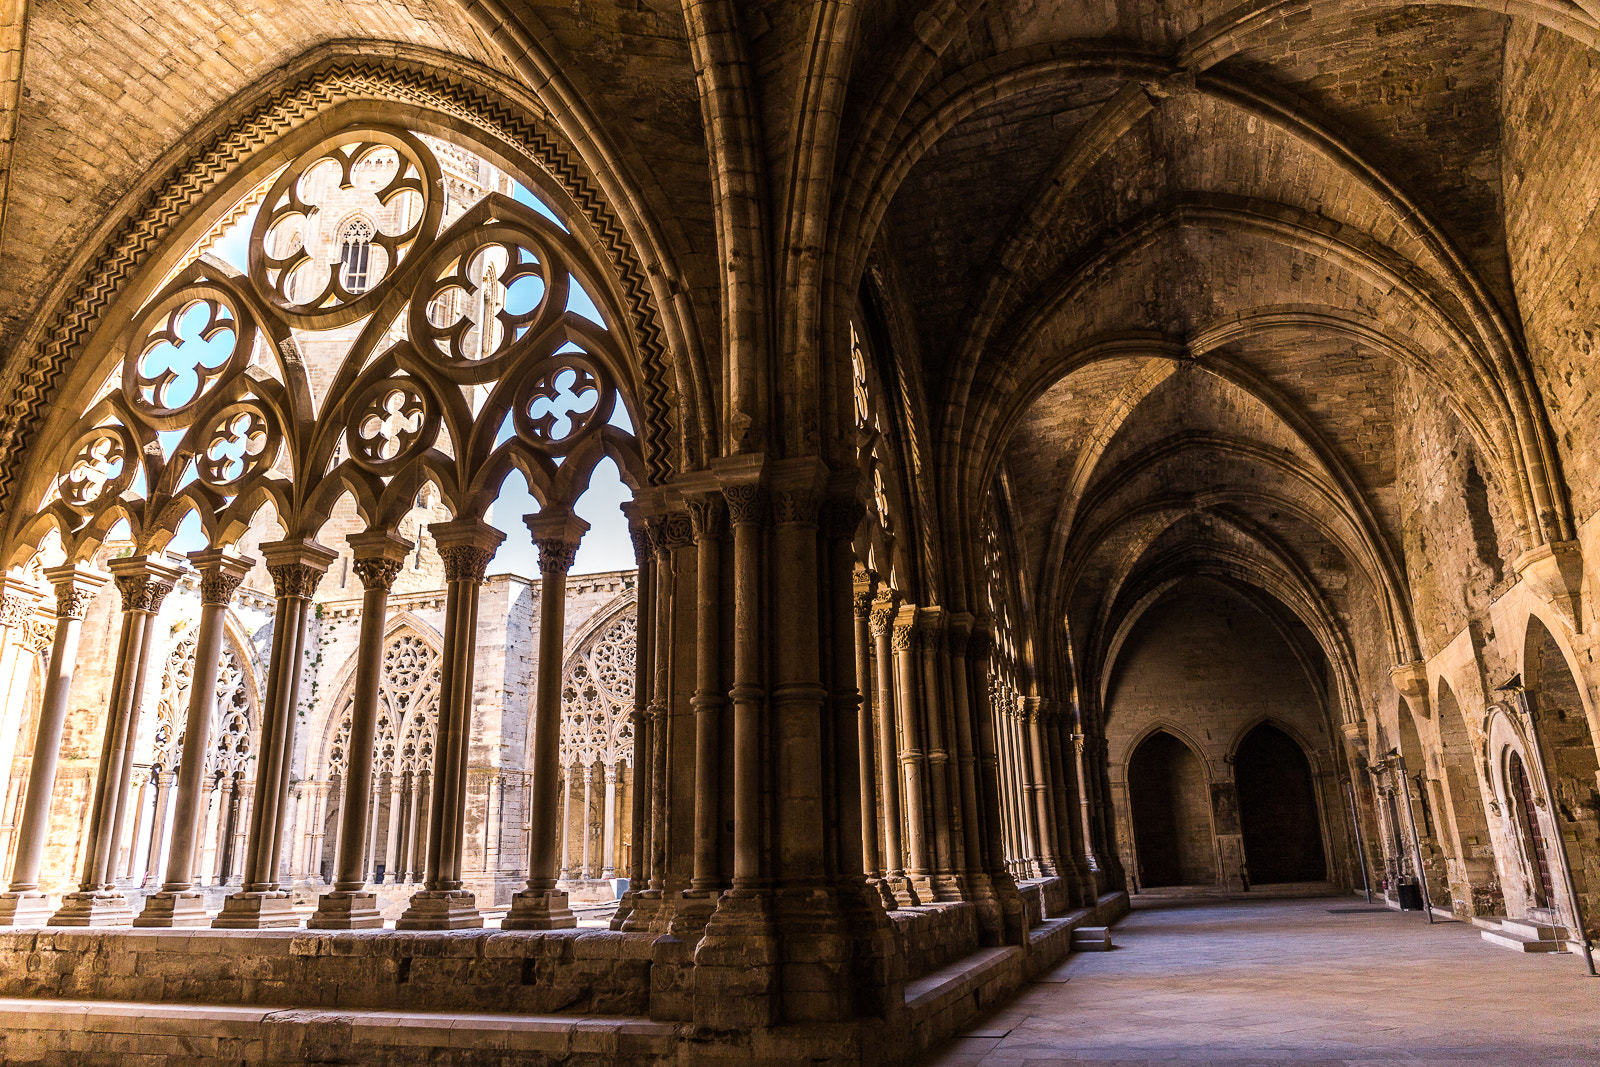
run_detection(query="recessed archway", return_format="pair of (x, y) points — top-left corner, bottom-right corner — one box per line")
(1128, 730), (1216, 888)
(1235, 723), (1326, 885)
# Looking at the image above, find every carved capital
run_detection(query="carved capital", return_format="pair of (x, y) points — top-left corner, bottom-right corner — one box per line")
(0, 594), (29, 630)
(628, 523), (652, 567)
(115, 572), (175, 614)
(22, 619), (55, 653)
(723, 483), (767, 526)
(268, 562), (325, 601)
(854, 590), (875, 618)
(686, 496), (726, 542)
(439, 544), (495, 584)
(772, 488), (818, 526)
(534, 538), (580, 576)
(891, 617), (919, 652)
(870, 605), (897, 637)
(352, 556), (404, 592)
(198, 570), (242, 606)
(655, 512), (693, 553)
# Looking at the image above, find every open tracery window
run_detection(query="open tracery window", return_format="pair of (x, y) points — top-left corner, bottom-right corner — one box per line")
(27, 121), (644, 572)
(328, 630), (441, 778)
(559, 609), (637, 769)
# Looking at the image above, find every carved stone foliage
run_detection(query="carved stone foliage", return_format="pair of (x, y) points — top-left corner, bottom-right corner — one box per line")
(328, 631), (440, 779)
(150, 630), (257, 778)
(37, 119), (640, 557)
(560, 609), (636, 769)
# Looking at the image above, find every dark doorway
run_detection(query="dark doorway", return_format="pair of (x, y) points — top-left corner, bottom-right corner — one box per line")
(1508, 749), (1555, 908)
(1129, 731), (1216, 887)
(1236, 723), (1327, 883)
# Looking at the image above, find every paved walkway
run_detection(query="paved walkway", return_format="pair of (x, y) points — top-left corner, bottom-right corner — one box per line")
(927, 896), (1600, 1066)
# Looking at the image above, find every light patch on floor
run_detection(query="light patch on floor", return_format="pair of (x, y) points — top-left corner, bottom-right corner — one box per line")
(924, 896), (1600, 1066)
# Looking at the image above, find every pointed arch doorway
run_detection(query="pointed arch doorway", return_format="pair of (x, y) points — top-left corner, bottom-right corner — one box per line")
(1128, 731), (1217, 887)
(1235, 723), (1327, 884)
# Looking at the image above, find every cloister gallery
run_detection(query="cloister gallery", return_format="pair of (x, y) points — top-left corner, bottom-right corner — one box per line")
(0, 1), (1597, 1064)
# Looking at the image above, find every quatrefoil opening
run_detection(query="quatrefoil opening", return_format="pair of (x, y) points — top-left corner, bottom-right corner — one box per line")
(249, 128), (443, 327)
(512, 356), (614, 456)
(123, 290), (255, 422)
(346, 377), (439, 476)
(58, 424), (138, 513)
(196, 403), (276, 489)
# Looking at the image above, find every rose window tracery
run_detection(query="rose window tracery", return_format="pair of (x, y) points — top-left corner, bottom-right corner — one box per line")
(560, 610), (636, 768)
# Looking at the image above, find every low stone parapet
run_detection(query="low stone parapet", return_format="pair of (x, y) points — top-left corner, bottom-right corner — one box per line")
(0, 927), (656, 1016)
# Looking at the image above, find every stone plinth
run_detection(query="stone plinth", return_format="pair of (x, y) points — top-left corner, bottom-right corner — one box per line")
(306, 890), (383, 930)
(210, 891), (298, 929)
(394, 889), (482, 930)
(0, 892), (53, 927)
(45, 891), (133, 927)
(132, 891), (209, 928)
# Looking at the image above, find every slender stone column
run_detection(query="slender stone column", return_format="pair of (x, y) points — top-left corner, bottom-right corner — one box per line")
(965, 627), (1023, 939)
(310, 532), (409, 929)
(917, 609), (959, 894)
(694, 469), (780, 1032)
(53, 556), (180, 926)
(0, 584), (52, 879)
(384, 777), (403, 878)
(893, 608), (933, 899)
(822, 499), (869, 894)
(136, 550), (251, 925)
(611, 516), (653, 930)
(559, 766), (572, 880)
(686, 493), (724, 900)
(398, 518), (503, 930)
(404, 774), (425, 882)
(579, 766), (595, 880)
(1024, 698), (1061, 877)
(871, 591), (917, 906)
(197, 778), (224, 885)
(213, 538), (336, 928)
(854, 573), (894, 911)
(945, 616), (994, 916)
(123, 770), (152, 881)
(0, 567), (107, 925)
(601, 764), (618, 880)
(503, 510), (585, 929)
(142, 771), (175, 887)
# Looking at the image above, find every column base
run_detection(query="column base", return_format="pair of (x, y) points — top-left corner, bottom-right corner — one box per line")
(133, 891), (210, 928)
(306, 890), (384, 930)
(500, 888), (575, 930)
(0, 891), (55, 926)
(48, 890), (134, 927)
(211, 891), (300, 929)
(870, 877), (900, 911)
(395, 889), (482, 930)
(693, 891), (779, 1030)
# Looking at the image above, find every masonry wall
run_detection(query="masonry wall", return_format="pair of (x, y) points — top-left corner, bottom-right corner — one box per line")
(1104, 581), (1344, 892)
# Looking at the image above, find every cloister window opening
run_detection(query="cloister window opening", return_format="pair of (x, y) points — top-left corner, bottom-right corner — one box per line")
(7, 118), (647, 930)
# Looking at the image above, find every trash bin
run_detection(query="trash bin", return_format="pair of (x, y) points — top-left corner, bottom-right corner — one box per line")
(1397, 881), (1425, 911)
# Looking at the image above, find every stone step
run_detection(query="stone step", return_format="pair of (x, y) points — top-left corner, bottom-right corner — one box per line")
(1071, 926), (1112, 951)
(1498, 918), (1568, 941)
(1480, 928), (1567, 953)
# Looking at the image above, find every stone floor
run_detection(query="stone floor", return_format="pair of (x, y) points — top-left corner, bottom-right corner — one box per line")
(926, 895), (1600, 1066)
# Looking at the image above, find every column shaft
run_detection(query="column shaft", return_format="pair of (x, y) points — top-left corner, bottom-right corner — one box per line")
(503, 512), (584, 930)
(0, 568), (106, 925)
